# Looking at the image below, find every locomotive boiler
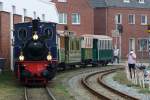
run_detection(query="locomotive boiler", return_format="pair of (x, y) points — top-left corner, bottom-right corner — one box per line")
(14, 19), (57, 85)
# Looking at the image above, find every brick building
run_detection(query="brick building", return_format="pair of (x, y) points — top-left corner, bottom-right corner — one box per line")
(53, 0), (150, 59)
(0, 0), (58, 70)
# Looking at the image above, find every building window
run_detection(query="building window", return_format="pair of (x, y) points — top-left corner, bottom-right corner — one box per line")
(115, 14), (122, 24)
(128, 14), (135, 24)
(139, 0), (144, 3)
(58, 0), (67, 2)
(123, 0), (130, 3)
(0, 2), (3, 11)
(72, 13), (80, 24)
(12, 5), (16, 14)
(138, 38), (148, 51)
(59, 13), (67, 24)
(141, 15), (147, 25)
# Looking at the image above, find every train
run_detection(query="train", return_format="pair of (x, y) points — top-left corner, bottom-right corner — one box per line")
(13, 19), (113, 85)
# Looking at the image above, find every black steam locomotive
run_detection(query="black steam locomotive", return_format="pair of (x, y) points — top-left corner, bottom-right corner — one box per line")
(13, 19), (57, 85)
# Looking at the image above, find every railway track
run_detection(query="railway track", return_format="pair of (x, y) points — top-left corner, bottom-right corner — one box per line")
(24, 86), (56, 100)
(81, 68), (139, 100)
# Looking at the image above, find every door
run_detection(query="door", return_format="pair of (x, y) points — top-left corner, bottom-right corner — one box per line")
(93, 39), (98, 61)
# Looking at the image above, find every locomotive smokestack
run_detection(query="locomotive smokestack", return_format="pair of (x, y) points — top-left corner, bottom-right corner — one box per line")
(32, 19), (39, 32)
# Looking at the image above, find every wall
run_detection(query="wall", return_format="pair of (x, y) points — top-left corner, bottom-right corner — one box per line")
(52, 0), (94, 35)
(106, 7), (150, 59)
(94, 8), (107, 35)
(0, 11), (10, 69)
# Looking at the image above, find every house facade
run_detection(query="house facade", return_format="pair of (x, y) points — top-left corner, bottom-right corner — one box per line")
(52, 0), (94, 35)
(53, 0), (150, 59)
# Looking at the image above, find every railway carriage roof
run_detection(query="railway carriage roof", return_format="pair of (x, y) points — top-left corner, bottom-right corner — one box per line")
(81, 34), (112, 40)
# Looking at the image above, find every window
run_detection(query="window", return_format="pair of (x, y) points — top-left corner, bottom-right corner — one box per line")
(59, 13), (67, 24)
(138, 38), (148, 51)
(18, 29), (27, 40)
(115, 14), (122, 24)
(123, 0), (130, 3)
(139, 0), (144, 3)
(44, 28), (53, 39)
(105, 40), (108, 49)
(58, 0), (67, 2)
(0, 2), (3, 11)
(128, 14), (135, 24)
(72, 13), (80, 24)
(12, 5), (16, 14)
(141, 15), (147, 25)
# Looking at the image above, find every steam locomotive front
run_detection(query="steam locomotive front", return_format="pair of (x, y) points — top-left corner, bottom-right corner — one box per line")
(14, 19), (57, 85)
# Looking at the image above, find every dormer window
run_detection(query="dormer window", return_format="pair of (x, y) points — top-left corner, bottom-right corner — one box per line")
(139, 0), (144, 3)
(123, 0), (130, 3)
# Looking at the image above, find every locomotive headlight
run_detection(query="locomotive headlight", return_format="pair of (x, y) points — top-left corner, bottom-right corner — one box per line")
(33, 32), (39, 40)
(19, 52), (24, 61)
(47, 52), (52, 61)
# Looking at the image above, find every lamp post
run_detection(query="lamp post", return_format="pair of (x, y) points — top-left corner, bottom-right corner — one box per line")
(117, 24), (123, 60)
(64, 26), (69, 63)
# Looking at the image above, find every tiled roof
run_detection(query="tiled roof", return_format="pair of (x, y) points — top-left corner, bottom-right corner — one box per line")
(88, 0), (150, 8)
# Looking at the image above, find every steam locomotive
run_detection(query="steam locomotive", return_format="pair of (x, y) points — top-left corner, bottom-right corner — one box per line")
(14, 19), (57, 85)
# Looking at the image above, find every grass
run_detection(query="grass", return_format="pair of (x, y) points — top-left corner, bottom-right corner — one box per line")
(49, 71), (76, 100)
(113, 70), (150, 94)
(0, 71), (23, 100)
(52, 82), (70, 96)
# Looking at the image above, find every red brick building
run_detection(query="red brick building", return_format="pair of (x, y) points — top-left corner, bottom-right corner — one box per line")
(0, 11), (32, 70)
(53, 0), (150, 59)
(52, 0), (94, 35)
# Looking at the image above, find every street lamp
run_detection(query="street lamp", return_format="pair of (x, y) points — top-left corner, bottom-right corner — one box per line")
(117, 24), (123, 59)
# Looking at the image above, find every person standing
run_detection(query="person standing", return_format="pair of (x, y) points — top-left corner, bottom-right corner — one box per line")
(127, 50), (136, 79)
(113, 48), (119, 64)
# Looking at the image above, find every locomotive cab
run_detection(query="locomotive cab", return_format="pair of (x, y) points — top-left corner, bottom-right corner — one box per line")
(14, 19), (57, 85)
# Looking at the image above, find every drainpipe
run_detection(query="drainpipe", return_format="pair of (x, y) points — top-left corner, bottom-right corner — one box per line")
(10, 11), (14, 71)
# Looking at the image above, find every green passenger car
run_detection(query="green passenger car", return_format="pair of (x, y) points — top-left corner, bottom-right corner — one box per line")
(81, 35), (113, 66)
(57, 32), (81, 69)
(92, 35), (113, 65)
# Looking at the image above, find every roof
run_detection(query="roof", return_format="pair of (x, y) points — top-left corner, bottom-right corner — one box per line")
(88, 0), (150, 9)
(81, 34), (112, 40)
